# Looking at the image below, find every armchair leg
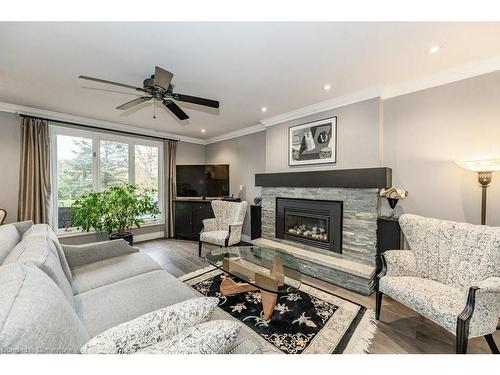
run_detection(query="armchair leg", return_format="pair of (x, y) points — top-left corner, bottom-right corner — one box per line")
(198, 241), (202, 258)
(375, 291), (383, 321)
(456, 317), (469, 354)
(484, 334), (499, 354)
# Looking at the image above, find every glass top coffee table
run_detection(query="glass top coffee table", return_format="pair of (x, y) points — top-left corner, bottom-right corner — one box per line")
(205, 246), (302, 320)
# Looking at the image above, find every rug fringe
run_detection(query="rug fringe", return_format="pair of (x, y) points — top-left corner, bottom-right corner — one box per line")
(343, 309), (378, 354)
(178, 265), (217, 282)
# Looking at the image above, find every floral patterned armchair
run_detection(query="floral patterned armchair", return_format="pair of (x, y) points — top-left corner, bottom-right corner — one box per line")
(376, 214), (500, 354)
(199, 200), (248, 257)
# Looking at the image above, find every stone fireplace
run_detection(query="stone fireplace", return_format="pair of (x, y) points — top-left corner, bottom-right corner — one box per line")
(275, 197), (342, 254)
(254, 168), (391, 295)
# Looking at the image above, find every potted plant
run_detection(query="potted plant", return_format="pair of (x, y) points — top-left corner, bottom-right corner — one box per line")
(71, 184), (160, 245)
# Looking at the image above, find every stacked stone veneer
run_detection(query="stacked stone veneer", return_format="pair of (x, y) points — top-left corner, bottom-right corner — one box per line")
(261, 187), (380, 267)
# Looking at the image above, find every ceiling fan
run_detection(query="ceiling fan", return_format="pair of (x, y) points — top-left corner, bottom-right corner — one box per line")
(78, 66), (219, 120)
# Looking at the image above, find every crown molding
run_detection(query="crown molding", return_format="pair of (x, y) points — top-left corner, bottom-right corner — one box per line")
(259, 86), (383, 127)
(382, 54), (500, 99)
(0, 102), (206, 145)
(204, 123), (265, 145)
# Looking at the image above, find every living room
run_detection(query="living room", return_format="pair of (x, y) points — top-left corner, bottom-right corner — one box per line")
(0, 1), (499, 372)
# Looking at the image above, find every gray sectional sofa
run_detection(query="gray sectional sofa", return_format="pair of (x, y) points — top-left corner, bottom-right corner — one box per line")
(0, 221), (262, 354)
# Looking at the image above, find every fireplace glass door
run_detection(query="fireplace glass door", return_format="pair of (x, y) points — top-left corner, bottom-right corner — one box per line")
(284, 210), (329, 243)
(276, 197), (342, 253)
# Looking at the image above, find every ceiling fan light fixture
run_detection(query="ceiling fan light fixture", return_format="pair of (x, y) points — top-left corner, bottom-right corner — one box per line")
(78, 66), (220, 121)
(429, 45), (441, 54)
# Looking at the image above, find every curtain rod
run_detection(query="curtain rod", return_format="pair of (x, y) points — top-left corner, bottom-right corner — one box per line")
(19, 114), (179, 143)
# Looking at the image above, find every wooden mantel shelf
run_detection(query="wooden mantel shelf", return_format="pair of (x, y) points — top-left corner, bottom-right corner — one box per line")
(255, 167), (392, 189)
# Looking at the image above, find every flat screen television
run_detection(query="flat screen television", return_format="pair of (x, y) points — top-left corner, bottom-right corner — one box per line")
(176, 164), (230, 198)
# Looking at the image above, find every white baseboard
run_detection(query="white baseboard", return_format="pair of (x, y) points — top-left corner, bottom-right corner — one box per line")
(134, 231), (165, 243)
(241, 234), (251, 243)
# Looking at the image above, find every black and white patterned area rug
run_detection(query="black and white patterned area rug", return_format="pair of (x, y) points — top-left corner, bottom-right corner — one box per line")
(180, 267), (377, 354)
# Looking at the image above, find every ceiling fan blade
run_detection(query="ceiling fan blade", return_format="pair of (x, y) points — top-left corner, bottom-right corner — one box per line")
(154, 66), (173, 91)
(116, 96), (152, 110)
(163, 100), (189, 120)
(79, 75), (144, 92)
(172, 93), (219, 109)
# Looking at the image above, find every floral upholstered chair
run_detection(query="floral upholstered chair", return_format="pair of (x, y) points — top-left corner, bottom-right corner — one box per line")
(198, 200), (248, 257)
(376, 214), (500, 354)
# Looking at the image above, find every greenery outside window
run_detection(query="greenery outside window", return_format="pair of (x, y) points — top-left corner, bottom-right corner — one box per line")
(50, 125), (164, 232)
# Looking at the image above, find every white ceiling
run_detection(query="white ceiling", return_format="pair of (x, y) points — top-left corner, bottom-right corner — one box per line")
(1, 22), (500, 139)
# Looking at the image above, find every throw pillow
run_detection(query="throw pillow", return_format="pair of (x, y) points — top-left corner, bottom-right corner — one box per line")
(80, 297), (218, 354)
(137, 320), (241, 354)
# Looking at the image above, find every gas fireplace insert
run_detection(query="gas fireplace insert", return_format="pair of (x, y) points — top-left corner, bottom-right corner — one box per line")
(275, 197), (342, 253)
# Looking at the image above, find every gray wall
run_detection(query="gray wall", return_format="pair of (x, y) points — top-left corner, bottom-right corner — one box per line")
(265, 98), (382, 172)
(383, 70), (500, 226)
(205, 131), (266, 237)
(177, 141), (206, 165)
(0, 112), (21, 224)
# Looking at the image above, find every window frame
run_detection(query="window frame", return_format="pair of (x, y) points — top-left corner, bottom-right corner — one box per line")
(49, 125), (164, 234)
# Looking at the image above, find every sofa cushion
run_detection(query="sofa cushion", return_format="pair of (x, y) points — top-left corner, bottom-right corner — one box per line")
(0, 224), (21, 264)
(4, 235), (75, 309)
(75, 269), (264, 353)
(71, 252), (163, 295)
(380, 275), (500, 338)
(75, 270), (191, 337)
(80, 297), (218, 354)
(137, 320), (241, 354)
(22, 224), (73, 282)
(0, 263), (90, 353)
(379, 276), (465, 334)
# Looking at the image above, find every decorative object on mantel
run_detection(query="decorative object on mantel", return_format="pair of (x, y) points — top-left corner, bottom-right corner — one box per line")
(380, 187), (408, 218)
(253, 196), (262, 205)
(456, 159), (500, 225)
(289, 117), (336, 166)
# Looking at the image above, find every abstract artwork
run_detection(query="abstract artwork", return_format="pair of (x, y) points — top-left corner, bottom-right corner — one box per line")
(288, 117), (336, 166)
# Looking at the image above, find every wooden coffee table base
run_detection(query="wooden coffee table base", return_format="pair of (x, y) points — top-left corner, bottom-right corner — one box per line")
(218, 255), (285, 320)
(220, 275), (278, 320)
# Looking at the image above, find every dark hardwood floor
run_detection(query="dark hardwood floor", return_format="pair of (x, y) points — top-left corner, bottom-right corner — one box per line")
(138, 238), (499, 354)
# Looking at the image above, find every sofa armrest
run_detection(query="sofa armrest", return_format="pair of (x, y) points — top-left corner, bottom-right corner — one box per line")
(381, 250), (417, 277)
(62, 239), (139, 268)
(202, 218), (218, 233)
(229, 222), (243, 229)
(12, 220), (34, 236)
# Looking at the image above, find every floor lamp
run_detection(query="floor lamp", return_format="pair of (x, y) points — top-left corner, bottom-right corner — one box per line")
(456, 159), (500, 225)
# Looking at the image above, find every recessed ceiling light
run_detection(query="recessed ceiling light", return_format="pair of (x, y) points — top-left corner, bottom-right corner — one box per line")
(201, 129), (206, 133)
(429, 45), (440, 54)
(323, 84), (331, 91)
(261, 107), (267, 113)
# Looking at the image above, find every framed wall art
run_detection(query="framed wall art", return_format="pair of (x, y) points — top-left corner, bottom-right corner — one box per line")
(288, 116), (337, 166)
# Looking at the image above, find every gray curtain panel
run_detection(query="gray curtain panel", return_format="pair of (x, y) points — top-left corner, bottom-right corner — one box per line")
(164, 140), (177, 237)
(18, 117), (51, 224)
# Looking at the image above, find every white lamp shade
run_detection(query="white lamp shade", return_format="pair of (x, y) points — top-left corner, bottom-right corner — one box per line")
(455, 159), (500, 172)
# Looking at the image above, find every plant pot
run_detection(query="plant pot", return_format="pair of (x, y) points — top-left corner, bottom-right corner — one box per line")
(109, 232), (134, 246)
